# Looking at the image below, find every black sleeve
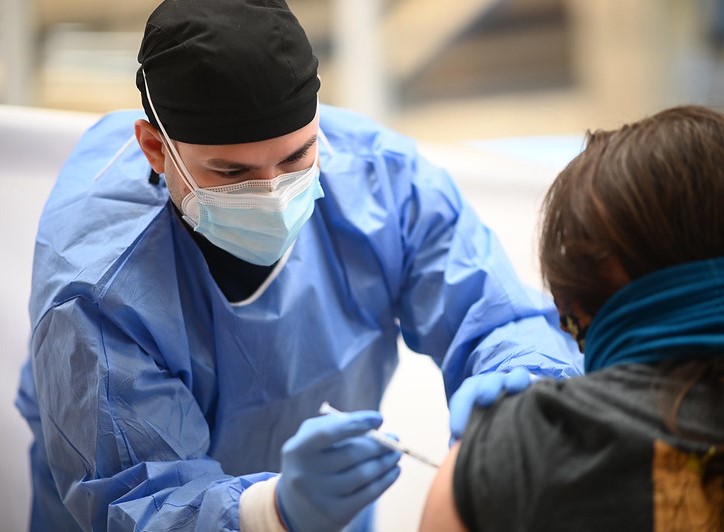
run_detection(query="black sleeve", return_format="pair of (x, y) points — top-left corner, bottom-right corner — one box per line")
(452, 378), (655, 532)
(453, 398), (527, 531)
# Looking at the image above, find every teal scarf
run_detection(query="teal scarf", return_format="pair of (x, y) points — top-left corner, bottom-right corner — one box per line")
(585, 257), (724, 373)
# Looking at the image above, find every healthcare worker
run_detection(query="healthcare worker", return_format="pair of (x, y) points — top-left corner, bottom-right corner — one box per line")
(16, 0), (582, 530)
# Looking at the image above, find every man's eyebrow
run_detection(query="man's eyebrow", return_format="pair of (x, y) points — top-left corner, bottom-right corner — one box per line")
(282, 135), (317, 162)
(204, 159), (258, 171)
(205, 135), (318, 170)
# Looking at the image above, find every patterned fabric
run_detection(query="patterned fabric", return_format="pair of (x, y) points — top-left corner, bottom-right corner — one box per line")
(652, 440), (724, 531)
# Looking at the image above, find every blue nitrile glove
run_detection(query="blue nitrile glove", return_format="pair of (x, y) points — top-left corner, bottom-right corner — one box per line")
(449, 367), (533, 441)
(276, 410), (402, 532)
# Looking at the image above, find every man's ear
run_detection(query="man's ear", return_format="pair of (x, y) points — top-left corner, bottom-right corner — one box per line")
(135, 119), (166, 174)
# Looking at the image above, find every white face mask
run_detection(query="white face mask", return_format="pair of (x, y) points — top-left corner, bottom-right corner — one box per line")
(142, 71), (324, 266)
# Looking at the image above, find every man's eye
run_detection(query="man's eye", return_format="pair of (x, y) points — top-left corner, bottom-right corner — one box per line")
(284, 149), (308, 164)
(218, 169), (246, 177)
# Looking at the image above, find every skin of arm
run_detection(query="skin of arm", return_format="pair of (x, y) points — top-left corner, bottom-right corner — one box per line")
(419, 442), (467, 532)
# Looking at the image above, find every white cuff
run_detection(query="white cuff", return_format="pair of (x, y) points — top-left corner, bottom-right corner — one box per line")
(238, 476), (287, 532)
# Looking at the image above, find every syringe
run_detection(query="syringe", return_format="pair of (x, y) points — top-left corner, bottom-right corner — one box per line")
(318, 402), (440, 469)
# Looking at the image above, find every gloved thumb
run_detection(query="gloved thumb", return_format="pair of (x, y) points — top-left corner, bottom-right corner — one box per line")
(449, 369), (534, 442)
(448, 372), (504, 441)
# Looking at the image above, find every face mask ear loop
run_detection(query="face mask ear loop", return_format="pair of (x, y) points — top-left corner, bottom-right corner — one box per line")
(314, 96), (334, 158)
(318, 127), (333, 157)
(142, 69), (199, 193)
(93, 134), (136, 181)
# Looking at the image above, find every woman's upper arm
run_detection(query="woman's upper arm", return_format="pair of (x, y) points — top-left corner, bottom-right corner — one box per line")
(419, 441), (467, 532)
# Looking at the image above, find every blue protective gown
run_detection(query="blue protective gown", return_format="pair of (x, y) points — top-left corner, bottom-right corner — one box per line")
(16, 105), (582, 531)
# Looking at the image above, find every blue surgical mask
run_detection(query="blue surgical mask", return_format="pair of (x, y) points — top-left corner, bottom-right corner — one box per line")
(142, 70), (324, 266)
(179, 154), (323, 265)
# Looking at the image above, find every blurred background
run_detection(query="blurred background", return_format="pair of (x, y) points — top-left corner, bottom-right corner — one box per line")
(1, 1), (723, 531)
(2, 0), (723, 140)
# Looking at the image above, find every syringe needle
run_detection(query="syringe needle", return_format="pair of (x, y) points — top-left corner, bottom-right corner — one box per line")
(319, 402), (440, 469)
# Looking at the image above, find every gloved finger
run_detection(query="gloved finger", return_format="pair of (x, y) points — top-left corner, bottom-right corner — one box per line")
(503, 366), (533, 393)
(449, 373), (504, 439)
(310, 435), (397, 473)
(471, 374), (508, 407)
(337, 463), (401, 511)
(300, 449), (400, 502)
(327, 450), (402, 496)
(313, 463), (402, 526)
(293, 410), (383, 449)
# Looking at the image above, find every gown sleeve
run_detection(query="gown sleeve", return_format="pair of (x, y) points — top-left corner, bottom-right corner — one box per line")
(32, 297), (273, 531)
(390, 144), (583, 398)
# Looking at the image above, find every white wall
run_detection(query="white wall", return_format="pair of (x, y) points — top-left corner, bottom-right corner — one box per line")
(0, 105), (581, 531)
(1, 106), (100, 532)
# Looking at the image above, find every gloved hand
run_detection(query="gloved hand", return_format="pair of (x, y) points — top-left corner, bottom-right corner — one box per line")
(449, 367), (533, 441)
(276, 410), (402, 532)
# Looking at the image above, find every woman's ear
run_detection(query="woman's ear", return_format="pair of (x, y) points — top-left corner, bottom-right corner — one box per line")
(135, 119), (166, 174)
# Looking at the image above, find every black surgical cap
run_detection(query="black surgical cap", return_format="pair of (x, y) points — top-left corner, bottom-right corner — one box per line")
(136, 0), (320, 144)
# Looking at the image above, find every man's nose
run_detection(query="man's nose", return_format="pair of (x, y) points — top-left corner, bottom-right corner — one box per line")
(246, 168), (284, 188)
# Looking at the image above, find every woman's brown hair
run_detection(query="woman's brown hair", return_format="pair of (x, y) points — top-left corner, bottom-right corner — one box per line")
(539, 105), (724, 316)
(539, 106), (724, 500)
